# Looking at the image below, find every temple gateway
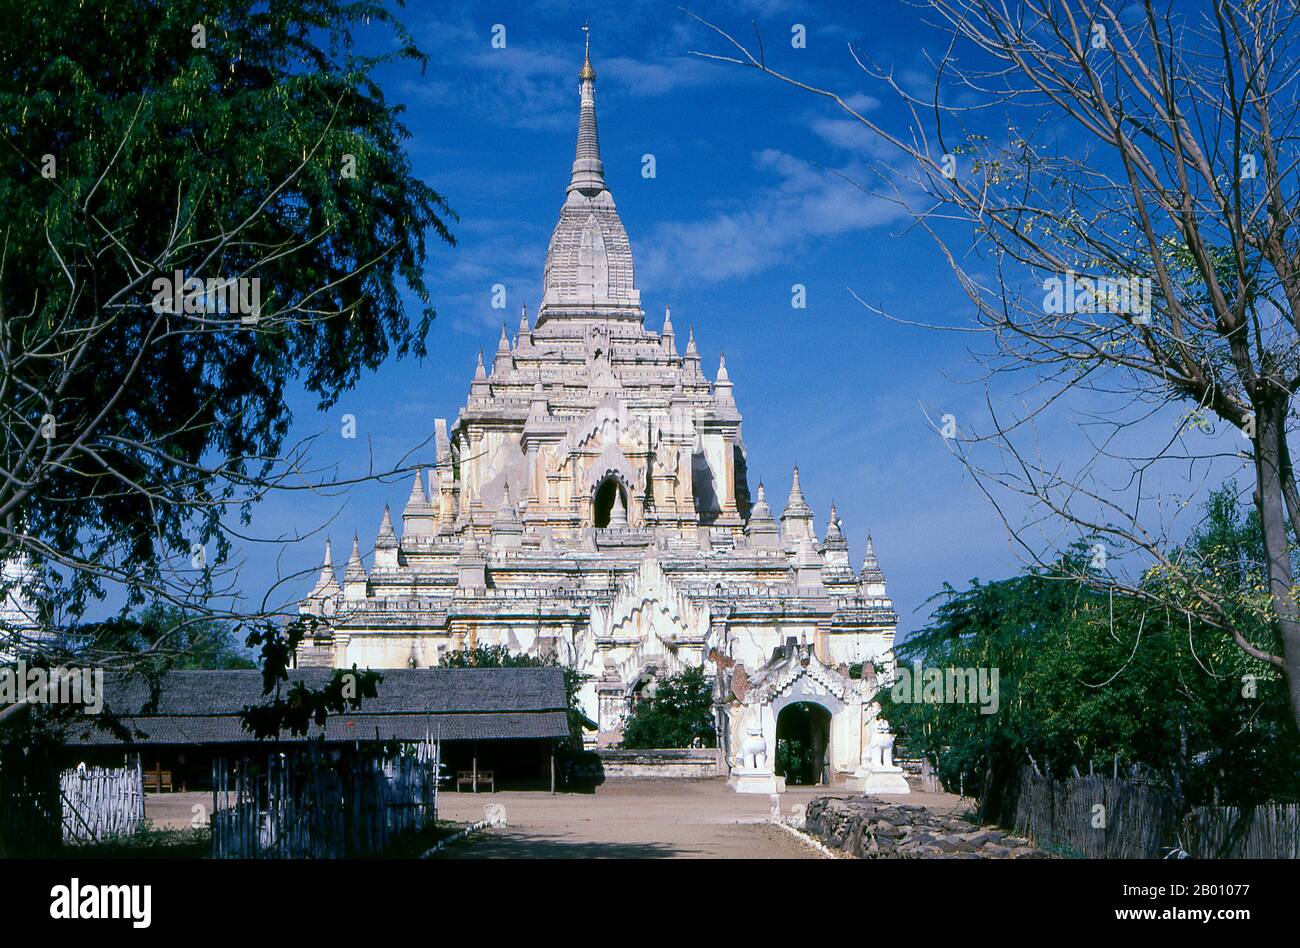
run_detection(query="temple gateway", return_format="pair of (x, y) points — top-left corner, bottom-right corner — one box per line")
(297, 39), (908, 794)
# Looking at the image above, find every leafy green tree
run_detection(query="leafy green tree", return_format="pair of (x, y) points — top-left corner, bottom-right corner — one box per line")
(620, 667), (716, 749)
(885, 568), (1078, 815)
(0, 0), (454, 633)
(69, 604), (255, 671)
(0, 0), (458, 750)
(239, 616), (381, 738)
(886, 488), (1299, 814)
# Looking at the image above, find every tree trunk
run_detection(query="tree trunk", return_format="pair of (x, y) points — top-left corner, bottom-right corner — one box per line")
(1254, 400), (1300, 731)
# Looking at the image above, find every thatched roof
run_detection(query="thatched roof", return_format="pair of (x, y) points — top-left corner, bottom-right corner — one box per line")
(66, 667), (569, 746)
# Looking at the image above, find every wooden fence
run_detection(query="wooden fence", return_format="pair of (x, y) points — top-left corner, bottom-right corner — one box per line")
(211, 750), (439, 859)
(1183, 804), (1300, 859)
(0, 746), (60, 856)
(897, 756), (941, 793)
(1010, 767), (1298, 858)
(1013, 767), (1177, 858)
(60, 758), (145, 843)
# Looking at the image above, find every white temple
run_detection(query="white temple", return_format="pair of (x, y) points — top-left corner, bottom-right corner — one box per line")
(298, 36), (907, 793)
(0, 555), (47, 662)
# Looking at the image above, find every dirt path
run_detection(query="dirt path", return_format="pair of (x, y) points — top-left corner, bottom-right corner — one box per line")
(432, 777), (926, 859)
(144, 791), (210, 830)
(142, 777), (968, 859)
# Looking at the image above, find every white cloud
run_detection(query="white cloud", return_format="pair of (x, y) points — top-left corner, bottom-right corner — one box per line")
(842, 92), (881, 113)
(807, 116), (897, 159)
(637, 149), (908, 288)
(403, 12), (738, 131)
(600, 54), (724, 96)
(421, 212), (549, 336)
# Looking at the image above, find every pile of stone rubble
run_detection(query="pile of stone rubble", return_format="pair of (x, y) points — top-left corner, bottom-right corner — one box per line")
(801, 797), (1050, 859)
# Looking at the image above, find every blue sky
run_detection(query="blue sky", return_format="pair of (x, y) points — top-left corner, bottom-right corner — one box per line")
(218, 0), (1224, 639)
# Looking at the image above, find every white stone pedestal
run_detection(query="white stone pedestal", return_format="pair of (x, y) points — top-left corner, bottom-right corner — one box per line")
(727, 770), (781, 794)
(854, 765), (910, 795)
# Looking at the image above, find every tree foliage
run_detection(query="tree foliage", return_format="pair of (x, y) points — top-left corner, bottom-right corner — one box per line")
(620, 667), (716, 749)
(239, 616), (381, 738)
(0, 0), (455, 625)
(886, 487), (1300, 810)
(68, 604), (255, 671)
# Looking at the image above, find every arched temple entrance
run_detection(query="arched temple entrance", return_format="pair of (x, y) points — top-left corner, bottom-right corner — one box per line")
(627, 664), (658, 712)
(727, 643), (907, 795)
(775, 701), (832, 786)
(593, 476), (630, 528)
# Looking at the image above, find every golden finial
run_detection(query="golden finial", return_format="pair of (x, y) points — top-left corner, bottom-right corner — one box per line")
(580, 21), (595, 80)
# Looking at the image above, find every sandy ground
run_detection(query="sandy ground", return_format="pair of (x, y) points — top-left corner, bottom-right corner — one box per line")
(142, 778), (973, 858)
(144, 791), (211, 831)
(431, 777), (972, 859)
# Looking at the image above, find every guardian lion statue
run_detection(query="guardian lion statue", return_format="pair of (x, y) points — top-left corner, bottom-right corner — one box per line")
(864, 719), (896, 769)
(737, 713), (768, 770)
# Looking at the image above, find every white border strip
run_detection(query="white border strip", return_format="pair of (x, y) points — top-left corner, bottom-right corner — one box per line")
(420, 819), (490, 859)
(771, 819), (843, 859)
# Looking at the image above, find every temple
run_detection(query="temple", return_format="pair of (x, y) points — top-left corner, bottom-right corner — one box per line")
(297, 35), (907, 793)
(0, 555), (52, 663)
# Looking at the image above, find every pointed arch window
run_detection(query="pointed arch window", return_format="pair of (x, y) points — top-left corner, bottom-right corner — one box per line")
(594, 476), (629, 528)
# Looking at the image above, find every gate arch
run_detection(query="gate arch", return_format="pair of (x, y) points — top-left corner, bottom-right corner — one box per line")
(774, 700), (835, 786)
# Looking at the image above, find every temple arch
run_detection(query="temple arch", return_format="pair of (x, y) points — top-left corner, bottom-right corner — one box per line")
(775, 701), (833, 786)
(593, 474), (630, 527)
(625, 662), (659, 707)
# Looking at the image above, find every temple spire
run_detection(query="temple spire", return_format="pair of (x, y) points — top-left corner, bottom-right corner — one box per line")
(714, 352), (734, 405)
(827, 502), (842, 539)
(787, 464), (808, 509)
(781, 462), (816, 552)
(370, 506), (398, 565)
(406, 469), (427, 508)
(492, 482), (524, 550)
(569, 24), (606, 194)
(745, 482), (780, 549)
(344, 533), (366, 584)
(402, 468), (436, 539)
(376, 504), (397, 548)
(820, 501), (853, 583)
(608, 488), (628, 528)
(860, 532), (887, 590)
(684, 325), (701, 376)
(308, 538), (341, 598)
(538, 23), (641, 322)
(862, 533), (883, 573)
(470, 349), (490, 400)
(581, 21), (594, 79)
(516, 304), (531, 348)
(494, 322), (513, 375)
